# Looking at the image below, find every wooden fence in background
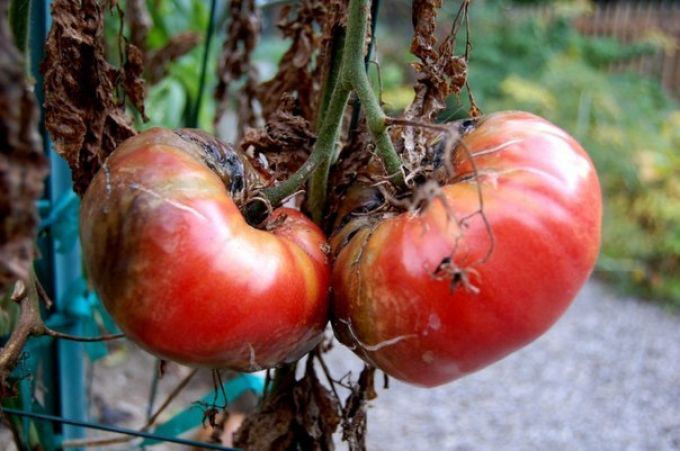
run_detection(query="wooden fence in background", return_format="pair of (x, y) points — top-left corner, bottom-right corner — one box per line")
(519, 2), (680, 97)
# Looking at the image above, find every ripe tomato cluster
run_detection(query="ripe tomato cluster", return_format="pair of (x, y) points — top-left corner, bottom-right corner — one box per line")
(80, 111), (601, 387)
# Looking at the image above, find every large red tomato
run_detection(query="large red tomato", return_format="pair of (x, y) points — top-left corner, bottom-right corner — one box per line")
(80, 128), (330, 371)
(331, 111), (601, 387)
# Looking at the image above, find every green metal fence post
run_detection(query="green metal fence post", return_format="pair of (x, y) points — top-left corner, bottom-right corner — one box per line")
(30, 0), (87, 446)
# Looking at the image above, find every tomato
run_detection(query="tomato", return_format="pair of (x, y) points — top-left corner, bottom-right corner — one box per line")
(80, 128), (330, 371)
(330, 111), (601, 387)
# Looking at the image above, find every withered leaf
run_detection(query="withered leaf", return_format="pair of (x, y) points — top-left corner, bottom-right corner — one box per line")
(126, 0), (151, 52)
(235, 358), (342, 451)
(406, 0), (469, 121)
(145, 31), (201, 85)
(124, 43), (147, 121)
(234, 400), (296, 450)
(0, 3), (48, 293)
(293, 359), (341, 450)
(255, 0), (326, 123)
(239, 95), (316, 181)
(341, 366), (377, 451)
(42, 0), (135, 195)
(214, 0), (261, 137)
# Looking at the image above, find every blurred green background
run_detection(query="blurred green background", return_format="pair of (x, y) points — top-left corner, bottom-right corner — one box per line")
(118, 0), (680, 307)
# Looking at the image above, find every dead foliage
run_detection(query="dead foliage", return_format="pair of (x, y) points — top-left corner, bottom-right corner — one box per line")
(126, 0), (152, 52)
(125, 0), (201, 85)
(223, 1), (347, 181)
(0, 4), (47, 294)
(124, 42), (147, 121)
(341, 366), (377, 451)
(42, 0), (142, 195)
(406, 0), (471, 120)
(315, 0), (350, 125)
(145, 32), (202, 84)
(214, 0), (261, 136)
(234, 358), (341, 451)
(239, 95), (316, 181)
(382, 1), (475, 186)
(256, 0), (327, 123)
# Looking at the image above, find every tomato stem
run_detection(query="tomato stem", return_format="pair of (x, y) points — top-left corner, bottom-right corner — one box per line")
(342, 0), (404, 187)
(248, 0), (405, 224)
(247, 82), (350, 223)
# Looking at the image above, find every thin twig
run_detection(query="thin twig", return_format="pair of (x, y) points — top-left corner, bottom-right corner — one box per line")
(42, 329), (125, 342)
(33, 276), (53, 309)
(62, 367), (199, 448)
(313, 348), (342, 404)
(146, 367), (199, 427)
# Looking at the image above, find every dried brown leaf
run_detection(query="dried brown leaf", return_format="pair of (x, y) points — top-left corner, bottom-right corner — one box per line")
(0, 5), (47, 293)
(124, 43), (147, 121)
(406, 0), (469, 121)
(235, 358), (342, 451)
(293, 359), (341, 450)
(313, 0), (349, 127)
(214, 0), (261, 136)
(341, 366), (376, 451)
(240, 95), (316, 181)
(145, 32), (201, 85)
(385, 1), (473, 183)
(42, 0), (136, 195)
(256, 0), (326, 122)
(41, 0), (135, 194)
(126, 0), (151, 52)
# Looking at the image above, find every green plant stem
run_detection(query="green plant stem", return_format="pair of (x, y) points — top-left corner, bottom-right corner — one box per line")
(246, 0), (404, 224)
(253, 82), (350, 221)
(315, 31), (346, 132)
(342, 0), (404, 185)
(307, 27), (347, 223)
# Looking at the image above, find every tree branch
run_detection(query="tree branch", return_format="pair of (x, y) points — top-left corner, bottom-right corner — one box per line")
(0, 276), (125, 391)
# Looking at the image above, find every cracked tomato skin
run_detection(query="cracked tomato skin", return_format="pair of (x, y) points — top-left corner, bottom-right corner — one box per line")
(80, 128), (330, 371)
(331, 111), (602, 387)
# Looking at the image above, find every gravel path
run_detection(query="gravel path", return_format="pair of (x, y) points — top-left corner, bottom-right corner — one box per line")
(324, 280), (680, 451)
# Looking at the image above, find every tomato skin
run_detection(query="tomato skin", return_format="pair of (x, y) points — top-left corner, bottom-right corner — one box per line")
(331, 111), (602, 387)
(80, 128), (330, 371)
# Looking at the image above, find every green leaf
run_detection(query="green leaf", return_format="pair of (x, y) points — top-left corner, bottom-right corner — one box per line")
(142, 77), (188, 129)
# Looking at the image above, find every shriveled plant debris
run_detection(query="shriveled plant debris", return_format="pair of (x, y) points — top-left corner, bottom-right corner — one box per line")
(388, 0), (474, 184)
(124, 41), (147, 121)
(126, 0), (152, 52)
(125, 0), (201, 85)
(226, 1), (347, 182)
(407, 0), (470, 120)
(256, 0), (326, 123)
(0, 3), (47, 294)
(42, 0), (142, 195)
(240, 95), (316, 182)
(341, 366), (377, 451)
(145, 32), (202, 85)
(234, 357), (341, 451)
(215, 0), (261, 137)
